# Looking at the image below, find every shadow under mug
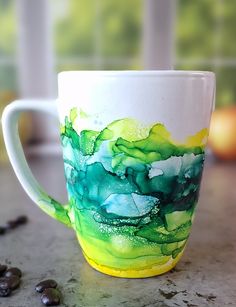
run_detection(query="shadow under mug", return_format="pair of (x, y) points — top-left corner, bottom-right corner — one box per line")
(2, 71), (215, 278)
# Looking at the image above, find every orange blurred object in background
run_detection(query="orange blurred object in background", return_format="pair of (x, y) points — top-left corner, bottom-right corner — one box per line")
(208, 106), (236, 160)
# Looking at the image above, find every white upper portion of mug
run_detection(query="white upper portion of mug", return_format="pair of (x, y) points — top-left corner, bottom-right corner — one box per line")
(57, 70), (215, 142)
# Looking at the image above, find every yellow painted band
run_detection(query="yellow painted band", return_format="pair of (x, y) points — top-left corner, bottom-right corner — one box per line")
(83, 251), (183, 278)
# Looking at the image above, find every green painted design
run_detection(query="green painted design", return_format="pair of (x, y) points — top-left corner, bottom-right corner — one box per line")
(60, 108), (206, 276)
(38, 197), (71, 227)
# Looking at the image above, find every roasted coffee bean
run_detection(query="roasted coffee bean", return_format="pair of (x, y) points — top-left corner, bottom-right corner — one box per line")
(6, 276), (20, 290)
(0, 265), (7, 276)
(6, 220), (18, 229)
(16, 215), (28, 225)
(41, 288), (61, 306)
(0, 288), (11, 297)
(0, 215), (28, 234)
(4, 267), (22, 278)
(0, 226), (6, 235)
(0, 277), (9, 290)
(0, 276), (20, 291)
(35, 279), (57, 293)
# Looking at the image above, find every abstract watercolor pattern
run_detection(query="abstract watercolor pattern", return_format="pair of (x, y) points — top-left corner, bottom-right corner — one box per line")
(60, 108), (207, 277)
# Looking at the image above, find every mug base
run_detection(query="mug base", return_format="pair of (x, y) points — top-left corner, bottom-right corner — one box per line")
(83, 252), (183, 278)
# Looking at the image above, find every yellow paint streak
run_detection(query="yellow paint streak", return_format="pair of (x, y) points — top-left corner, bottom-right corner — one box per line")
(185, 128), (208, 147)
(84, 251), (183, 278)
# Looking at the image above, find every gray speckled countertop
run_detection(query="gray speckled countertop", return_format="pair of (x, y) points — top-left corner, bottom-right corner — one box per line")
(0, 156), (236, 307)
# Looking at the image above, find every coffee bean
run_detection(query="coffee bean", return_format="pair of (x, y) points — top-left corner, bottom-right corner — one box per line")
(0, 277), (9, 290)
(4, 267), (22, 278)
(0, 265), (7, 276)
(0, 288), (11, 297)
(35, 279), (58, 293)
(0, 215), (28, 235)
(0, 226), (6, 235)
(7, 276), (20, 290)
(41, 288), (61, 306)
(16, 215), (28, 225)
(6, 220), (18, 229)
(0, 276), (20, 291)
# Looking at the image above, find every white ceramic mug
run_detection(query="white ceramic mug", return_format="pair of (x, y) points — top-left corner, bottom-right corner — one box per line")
(2, 71), (215, 278)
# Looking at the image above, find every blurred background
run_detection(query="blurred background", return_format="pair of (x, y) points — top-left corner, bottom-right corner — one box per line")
(0, 0), (236, 161)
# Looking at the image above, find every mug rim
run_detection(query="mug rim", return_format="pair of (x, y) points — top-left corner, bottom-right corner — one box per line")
(58, 70), (215, 78)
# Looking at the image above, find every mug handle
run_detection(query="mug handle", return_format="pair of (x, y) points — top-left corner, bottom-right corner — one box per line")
(1, 100), (72, 227)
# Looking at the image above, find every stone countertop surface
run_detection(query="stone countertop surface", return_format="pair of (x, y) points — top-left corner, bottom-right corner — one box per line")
(0, 156), (236, 307)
